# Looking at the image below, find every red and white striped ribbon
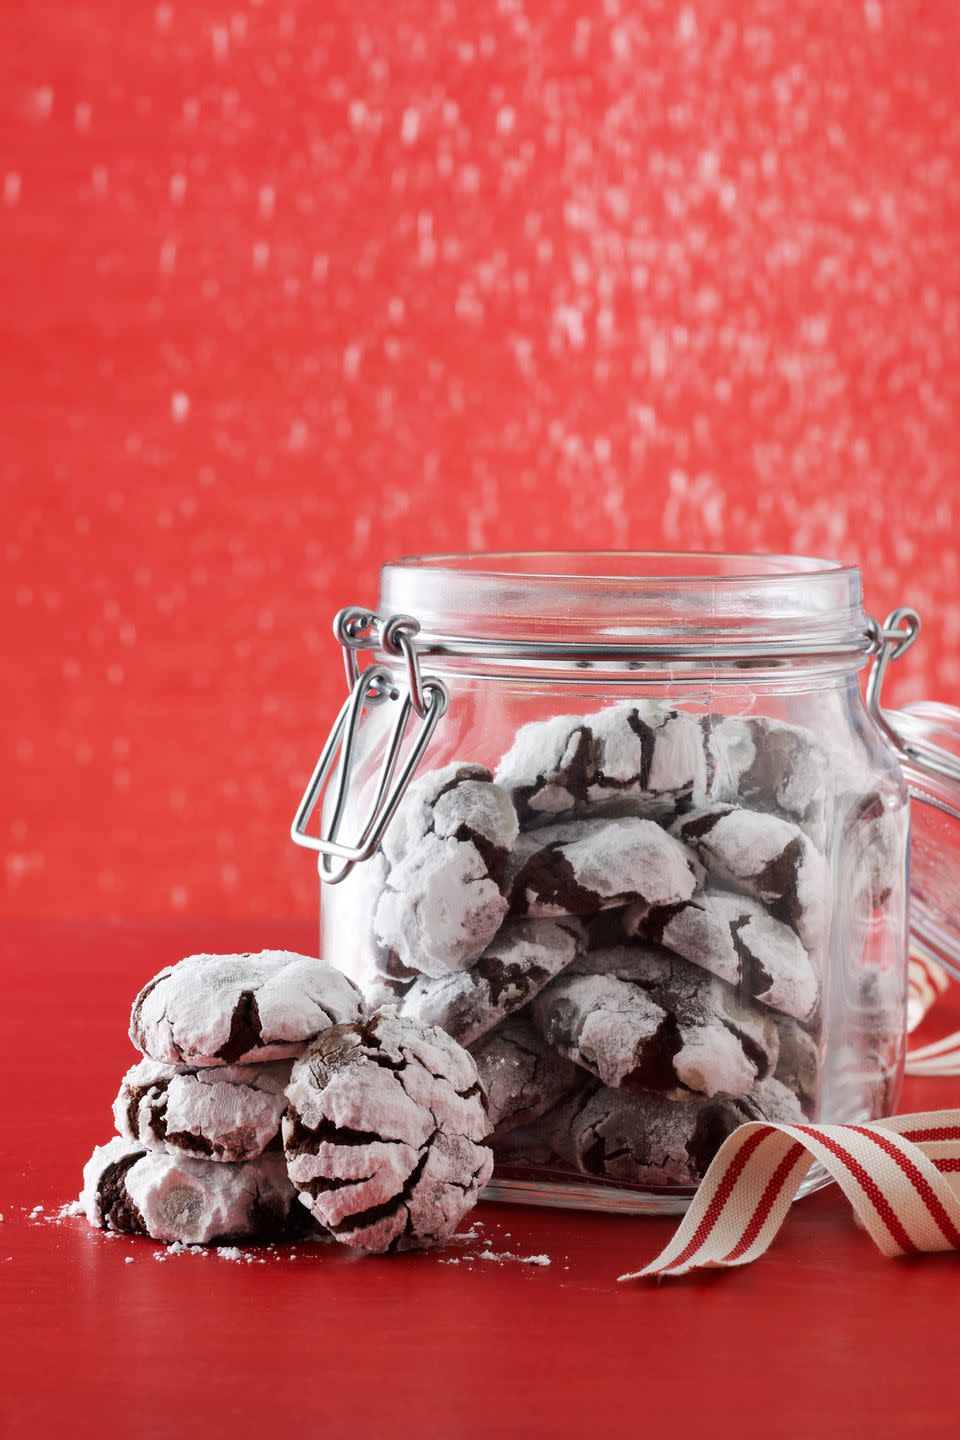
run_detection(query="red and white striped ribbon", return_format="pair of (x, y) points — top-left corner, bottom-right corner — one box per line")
(906, 952), (960, 1075)
(621, 955), (959, 1282)
(620, 1110), (960, 1281)
(907, 1031), (960, 1077)
(907, 951), (951, 1036)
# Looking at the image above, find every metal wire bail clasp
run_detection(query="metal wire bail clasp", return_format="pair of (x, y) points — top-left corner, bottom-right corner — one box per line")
(290, 606), (450, 884)
(866, 607), (921, 752)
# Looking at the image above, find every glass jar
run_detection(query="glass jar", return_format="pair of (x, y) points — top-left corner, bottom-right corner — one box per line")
(292, 552), (960, 1214)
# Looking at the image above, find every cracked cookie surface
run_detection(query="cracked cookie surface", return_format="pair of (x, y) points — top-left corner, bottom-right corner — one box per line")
(374, 762), (519, 977)
(114, 1057), (291, 1162)
(532, 943), (779, 1098)
(495, 700), (708, 826)
(130, 951), (364, 1067)
(670, 804), (828, 949)
(549, 1074), (804, 1187)
(619, 885), (820, 1021)
(469, 1016), (583, 1131)
(396, 915), (585, 1046)
(549, 1084), (748, 1188)
(81, 1137), (308, 1243)
(705, 714), (828, 840)
(283, 1009), (493, 1253)
(507, 816), (703, 918)
(769, 1016), (820, 1117)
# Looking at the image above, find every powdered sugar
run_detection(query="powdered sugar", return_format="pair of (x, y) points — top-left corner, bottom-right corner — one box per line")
(533, 944), (779, 1098)
(130, 950), (364, 1066)
(283, 1011), (493, 1253)
(114, 1056), (291, 1162)
(508, 816), (703, 917)
(398, 916), (584, 1045)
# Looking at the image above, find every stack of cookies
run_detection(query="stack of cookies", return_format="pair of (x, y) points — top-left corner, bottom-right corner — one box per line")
(350, 698), (902, 1192)
(81, 951), (366, 1247)
(80, 951), (494, 1252)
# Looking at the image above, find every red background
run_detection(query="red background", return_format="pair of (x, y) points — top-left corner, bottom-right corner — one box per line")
(4, 0), (960, 922)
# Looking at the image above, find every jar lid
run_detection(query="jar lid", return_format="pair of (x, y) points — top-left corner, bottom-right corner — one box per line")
(887, 700), (960, 980)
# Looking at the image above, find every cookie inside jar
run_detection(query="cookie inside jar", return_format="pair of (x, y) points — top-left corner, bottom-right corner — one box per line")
(316, 554), (910, 1215)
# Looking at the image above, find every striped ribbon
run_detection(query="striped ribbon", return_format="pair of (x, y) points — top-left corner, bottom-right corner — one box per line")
(907, 951), (951, 1036)
(621, 953), (959, 1282)
(620, 1110), (960, 1281)
(906, 952), (960, 1076)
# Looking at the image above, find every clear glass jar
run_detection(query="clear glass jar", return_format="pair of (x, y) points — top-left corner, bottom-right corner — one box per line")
(293, 552), (960, 1214)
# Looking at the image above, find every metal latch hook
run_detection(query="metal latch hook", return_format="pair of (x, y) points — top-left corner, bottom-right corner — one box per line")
(290, 608), (450, 884)
(866, 607), (921, 755)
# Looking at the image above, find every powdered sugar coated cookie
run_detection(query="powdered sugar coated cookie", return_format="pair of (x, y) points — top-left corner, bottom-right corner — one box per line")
(671, 805), (828, 949)
(706, 714), (827, 840)
(622, 886), (820, 1021)
(533, 944), (779, 1098)
(396, 915), (584, 1045)
(374, 763), (518, 976)
(283, 1010), (493, 1253)
(130, 951), (365, 1067)
(114, 1057), (291, 1162)
(507, 816), (703, 918)
(81, 1138), (307, 1244)
(496, 700), (708, 825)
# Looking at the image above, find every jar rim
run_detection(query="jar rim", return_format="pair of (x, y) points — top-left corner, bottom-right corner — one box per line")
(388, 550), (856, 586)
(379, 550), (869, 666)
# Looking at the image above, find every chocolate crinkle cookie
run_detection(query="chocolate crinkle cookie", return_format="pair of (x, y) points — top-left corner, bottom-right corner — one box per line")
(113, 1057), (291, 1163)
(507, 816), (703, 918)
(491, 1113), (568, 1170)
(734, 1075), (807, 1126)
(670, 804), (828, 950)
(771, 1016), (820, 1116)
(373, 762), (519, 977)
(841, 789), (905, 911)
(396, 915), (585, 1046)
(548, 1085), (745, 1189)
(81, 1138), (310, 1244)
(548, 1076), (804, 1188)
(705, 715), (827, 841)
(619, 885), (820, 1021)
(495, 700), (708, 826)
(283, 1010), (493, 1253)
(130, 951), (364, 1067)
(532, 944), (779, 1098)
(469, 1016), (583, 1132)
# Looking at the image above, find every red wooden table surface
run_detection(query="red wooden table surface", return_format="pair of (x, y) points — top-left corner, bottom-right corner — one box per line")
(1, 917), (958, 1440)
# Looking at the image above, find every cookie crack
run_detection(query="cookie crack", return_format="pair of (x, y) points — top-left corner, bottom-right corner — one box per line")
(623, 710), (658, 791)
(217, 989), (264, 1063)
(754, 836), (805, 931)
(632, 900), (685, 946)
(97, 1151), (148, 1235)
(296, 1172), (377, 1199)
(162, 1128), (215, 1157)
(284, 1112), (395, 1152)
(511, 849), (605, 916)
(516, 725), (595, 819)
(331, 1132), (436, 1241)
(717, 1015), (768, 1080)
(619, 1013), (684, 1090)
(728, 915), (774, 1000)
(678, 810), (724, 841)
